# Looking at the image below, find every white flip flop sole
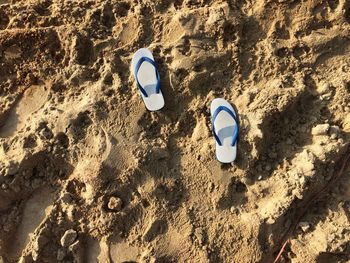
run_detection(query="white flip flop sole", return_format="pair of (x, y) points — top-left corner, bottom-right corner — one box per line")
(210, 98), (238, 163)
(131, 48), (165, 111)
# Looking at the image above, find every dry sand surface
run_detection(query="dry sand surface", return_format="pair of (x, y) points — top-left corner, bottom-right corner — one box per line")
(0, 0), (350, 262)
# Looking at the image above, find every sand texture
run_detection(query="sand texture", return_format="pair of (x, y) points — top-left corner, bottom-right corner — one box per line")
(1, 0), (350, 262)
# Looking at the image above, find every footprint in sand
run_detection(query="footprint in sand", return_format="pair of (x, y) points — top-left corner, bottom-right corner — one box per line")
(8, 187), (54, 260)
(113, 15), (139, 48)
(0, 85), (49, 138)
(109, 241), (140, 263)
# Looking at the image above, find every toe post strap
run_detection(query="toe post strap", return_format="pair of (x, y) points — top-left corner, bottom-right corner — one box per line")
(212, 105), (238, 146)
(135, 56), (161, 98)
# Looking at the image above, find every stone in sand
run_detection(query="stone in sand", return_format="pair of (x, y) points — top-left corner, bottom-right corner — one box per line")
(329, 125), (340, 137)
(298, 221), (310, 232)
(107, 196), (123, 211)
(311, 124), (330, 136)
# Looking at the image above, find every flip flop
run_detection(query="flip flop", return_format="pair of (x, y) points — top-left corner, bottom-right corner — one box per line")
(131, 48), (165, 111)
(210, 98), (238, 163)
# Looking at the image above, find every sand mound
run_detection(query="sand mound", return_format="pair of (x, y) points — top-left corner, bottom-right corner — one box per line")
(0, 0), (350, 262)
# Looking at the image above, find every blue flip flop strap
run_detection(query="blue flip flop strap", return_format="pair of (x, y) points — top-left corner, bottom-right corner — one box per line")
(135, 56), (161, 98)
(212, 105), (238, 146)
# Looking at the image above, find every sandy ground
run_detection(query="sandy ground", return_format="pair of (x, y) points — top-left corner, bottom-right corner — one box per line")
(0, 0), (350, 262)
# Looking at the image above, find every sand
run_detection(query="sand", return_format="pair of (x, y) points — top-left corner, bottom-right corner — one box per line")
(0, 0), (350, 262)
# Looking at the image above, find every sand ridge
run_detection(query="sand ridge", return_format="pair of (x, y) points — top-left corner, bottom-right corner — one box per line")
(0, 0), (350, 262)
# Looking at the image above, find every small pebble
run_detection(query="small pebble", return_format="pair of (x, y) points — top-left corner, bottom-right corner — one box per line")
(292, 189), (303, 199)
(330, 134), (337, 140)
(322, 93), (332, 100)
(318, 82), (330, 94)
(108, 196), (123, 211)
(311, 124), (330, 136)
(258, 175), (263, 180)
(266, 218), (275, 224)
(230, 206), (236, 213)
(1, 183), (8, 190)
(298, 221), (310, 232)
(329, 125), (340, 138)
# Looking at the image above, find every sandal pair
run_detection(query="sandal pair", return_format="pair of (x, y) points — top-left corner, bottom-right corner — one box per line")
(131, 48), (238, 163)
